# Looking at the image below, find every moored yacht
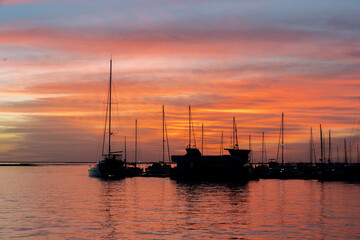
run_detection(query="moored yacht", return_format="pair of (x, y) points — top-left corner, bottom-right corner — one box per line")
(145, 105), (172, 177)
(88, 59), (126, 179)
(171, 106), (252, 180)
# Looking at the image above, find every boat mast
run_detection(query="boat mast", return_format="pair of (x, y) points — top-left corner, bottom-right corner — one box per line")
(135, 119), (137, 167)
(281, 112), (284, 166)
(320, 124), (323, 163)
(328, 129), (331, 163)
(233, 117), (238, 149)
(108, 58), (112, 158)
(162, 105), (165, 163)
(188, 105), (191, 148)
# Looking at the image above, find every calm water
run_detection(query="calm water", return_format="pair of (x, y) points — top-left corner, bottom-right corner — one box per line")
(0, 165), (359, 239)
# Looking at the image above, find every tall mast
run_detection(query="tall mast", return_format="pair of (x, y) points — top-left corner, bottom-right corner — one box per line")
(108, 58), (112, 157)
(233, 117), (238, 149)
(328, 129), (331, 163)
(162, 105), (165, 163)
(188, 105), (191, 148)
(201, 123), (204, 154)
(135, 119), (137, 167)
(281, 112), (284, 166)
(320, 124), (323, 163)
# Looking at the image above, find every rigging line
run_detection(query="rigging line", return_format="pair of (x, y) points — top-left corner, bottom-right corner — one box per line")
(165, 118), (171, 163)
(235, 121), (238, 148)
(102, 89), (110, 156)
(276, 125), (281, 162)
(95, 105), (107, 162)
(192, 121), (197, 147)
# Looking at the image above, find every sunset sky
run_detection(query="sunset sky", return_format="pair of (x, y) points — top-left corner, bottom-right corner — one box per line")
(0, 0), (359, 163)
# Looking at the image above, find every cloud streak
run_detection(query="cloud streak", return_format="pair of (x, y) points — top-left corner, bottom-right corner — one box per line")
(0, 0), (359, 162)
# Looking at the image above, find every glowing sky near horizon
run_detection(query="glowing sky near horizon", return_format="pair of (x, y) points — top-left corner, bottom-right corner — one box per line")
(0, 0), (359, 162)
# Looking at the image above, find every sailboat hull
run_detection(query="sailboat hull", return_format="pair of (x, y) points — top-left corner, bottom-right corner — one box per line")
(88, 160), (126, 179)
(88, 167), (103, 178)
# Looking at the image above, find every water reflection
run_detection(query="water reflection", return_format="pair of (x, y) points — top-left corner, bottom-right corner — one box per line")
(1, 166), (359, 239)
(173, 181), (250, 238)
(99, 180), (123, 239)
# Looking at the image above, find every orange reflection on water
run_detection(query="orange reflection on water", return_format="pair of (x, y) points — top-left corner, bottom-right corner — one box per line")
(0, 165), (359, 239)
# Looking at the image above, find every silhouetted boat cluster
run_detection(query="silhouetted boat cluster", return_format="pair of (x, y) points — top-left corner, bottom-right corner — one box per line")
(170, 107), (253, 181)
(89, 59), (359, 182)
(253, 161), (360, 181)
